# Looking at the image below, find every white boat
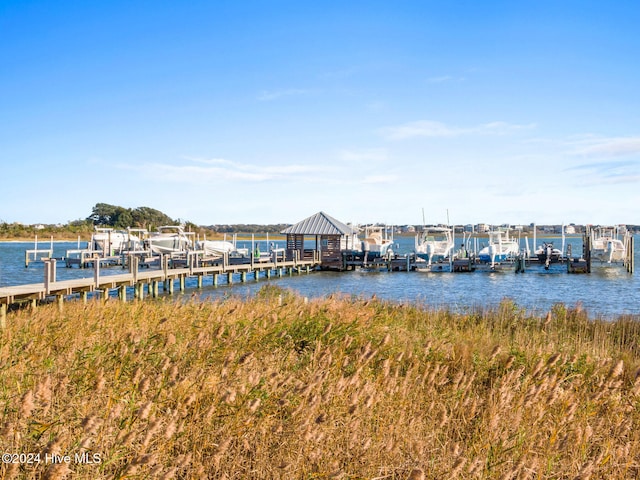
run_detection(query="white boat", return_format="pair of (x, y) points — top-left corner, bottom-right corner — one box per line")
(589, 226), (627, 263)
(478, 230), (520, 264)
(361, 226), (395, 259)
(147, 226), (193, 255)
(414, 227), (455, 266)
(197, 239), (237, 257)
(90, 228), (144, 256)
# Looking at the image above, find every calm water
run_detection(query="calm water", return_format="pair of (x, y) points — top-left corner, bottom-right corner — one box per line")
(1, 236), (639, 319)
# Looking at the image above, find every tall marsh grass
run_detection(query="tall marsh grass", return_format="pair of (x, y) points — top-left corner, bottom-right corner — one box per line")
(1, 286), (640, 479)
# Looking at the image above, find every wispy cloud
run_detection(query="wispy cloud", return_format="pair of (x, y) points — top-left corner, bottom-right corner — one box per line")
(426, 75), (465, 84)
(117, 157), (337, 184)
(361, 174), (399, 184)
(379, 120), (536, 140)
(338, 148), (388, 163)
(257, 88), (314, 101)
(568, 135), (640, 158)
(564, 159), (640, 186)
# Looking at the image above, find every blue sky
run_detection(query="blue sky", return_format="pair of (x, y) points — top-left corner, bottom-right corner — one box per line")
(1, 1), (639, 227)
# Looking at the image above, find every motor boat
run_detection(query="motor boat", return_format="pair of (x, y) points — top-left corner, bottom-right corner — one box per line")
(589, 226), (627, 263)
(478, 230), (520, 264)
(147, 226), (193, 255)
(90, 228), (144, 256)
(361, 226), (395, 259)
(535, 242), (563, 266)
(414, 226), (455, 266)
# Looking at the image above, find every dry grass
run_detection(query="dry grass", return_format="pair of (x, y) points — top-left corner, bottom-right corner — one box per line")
(1, 286), (640, 479)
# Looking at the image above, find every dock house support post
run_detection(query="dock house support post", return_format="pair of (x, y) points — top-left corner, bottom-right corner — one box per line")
(227, 272), (233, 284)
(255, 270), (260, 281)
(197, 275), (203, 288)
(213, 273), (218, 287)
(137, 283), (145, 300)
(241, 272), (247, 283)
(56, 294), (63, 313)
(81, 291), (88, 304)
(152, 280), (159, 298)
(266, 269), (271, 279)
(0, 304), (6, 330)
(179, 275), (185, 292)
(119, 286), (127, 303)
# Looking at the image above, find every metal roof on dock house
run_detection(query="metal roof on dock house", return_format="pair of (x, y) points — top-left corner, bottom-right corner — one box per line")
(281, 211), (356, 236)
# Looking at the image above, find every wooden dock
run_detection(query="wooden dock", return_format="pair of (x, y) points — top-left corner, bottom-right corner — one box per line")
(0, 251), (320, 324)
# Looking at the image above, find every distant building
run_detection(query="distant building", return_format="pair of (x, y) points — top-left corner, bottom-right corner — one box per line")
(564, 225), (576, 235)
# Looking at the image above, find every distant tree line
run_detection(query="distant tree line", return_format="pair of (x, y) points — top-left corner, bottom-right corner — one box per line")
(87, 203), (176, 229)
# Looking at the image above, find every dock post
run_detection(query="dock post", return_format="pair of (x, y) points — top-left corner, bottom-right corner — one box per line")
(56, 294), (64, 313)
(197, 275), (203, 288)
(227, 272), (233, 284)
(44, 260), (51, 295)
(179, 275), (185, 292)
(255, 270), (260, 281)
(266, 269), (271, 279)
(51, 258), (57, 282)
(81, 291), (88, 304)
(119, 286), (127, 302)
(137, 283), (145, 300)
(241, 272), (247, 283)
(93, 256), (100, 289)
(31, 298), (37, 310)
(0, 304), (6, 330)
(213, 273), (218, 287)
(131, 255), (139, 284)
(278, 268), (283, 277)
(153, 280), (159, 298)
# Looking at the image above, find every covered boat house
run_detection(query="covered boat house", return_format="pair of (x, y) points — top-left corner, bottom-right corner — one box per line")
(281, 211), (359, 269)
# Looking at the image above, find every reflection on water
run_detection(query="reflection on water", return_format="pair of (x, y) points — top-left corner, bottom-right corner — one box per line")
(1, 236), (639, 319)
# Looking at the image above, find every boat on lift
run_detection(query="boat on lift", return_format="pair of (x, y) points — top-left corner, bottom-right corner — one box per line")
(360, 225), (395, 259)
(90, 228), (144, 256)
(414, 226), (455, 266)
(478, 229), (521, 265)
(147, 225), (194, 255)
(534, 242), (563, 267)
(589, 225), (627, 263)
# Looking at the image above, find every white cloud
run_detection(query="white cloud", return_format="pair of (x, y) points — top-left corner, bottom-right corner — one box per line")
(569, 135), (640, 158)
(361, 174), (399, 184)
(338, 148), (388, 163)
(379, 120), (536, 140)
(117, 157), (337, 184)
(257, 88), (314, 101)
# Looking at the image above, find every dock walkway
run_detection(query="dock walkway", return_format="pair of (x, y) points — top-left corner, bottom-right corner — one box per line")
(0, 251), (320, 323)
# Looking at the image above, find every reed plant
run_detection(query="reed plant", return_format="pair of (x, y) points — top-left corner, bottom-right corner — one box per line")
(1, 286), (640, 479)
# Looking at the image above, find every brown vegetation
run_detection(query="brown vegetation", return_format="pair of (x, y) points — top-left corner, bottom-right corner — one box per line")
(1, 287), (640, 479)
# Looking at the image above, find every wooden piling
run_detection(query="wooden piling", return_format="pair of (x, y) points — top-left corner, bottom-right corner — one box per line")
(0, 304), (6, 329)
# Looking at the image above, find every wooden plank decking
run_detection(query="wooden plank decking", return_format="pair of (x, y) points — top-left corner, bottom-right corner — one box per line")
(0, 253), (320, 307)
